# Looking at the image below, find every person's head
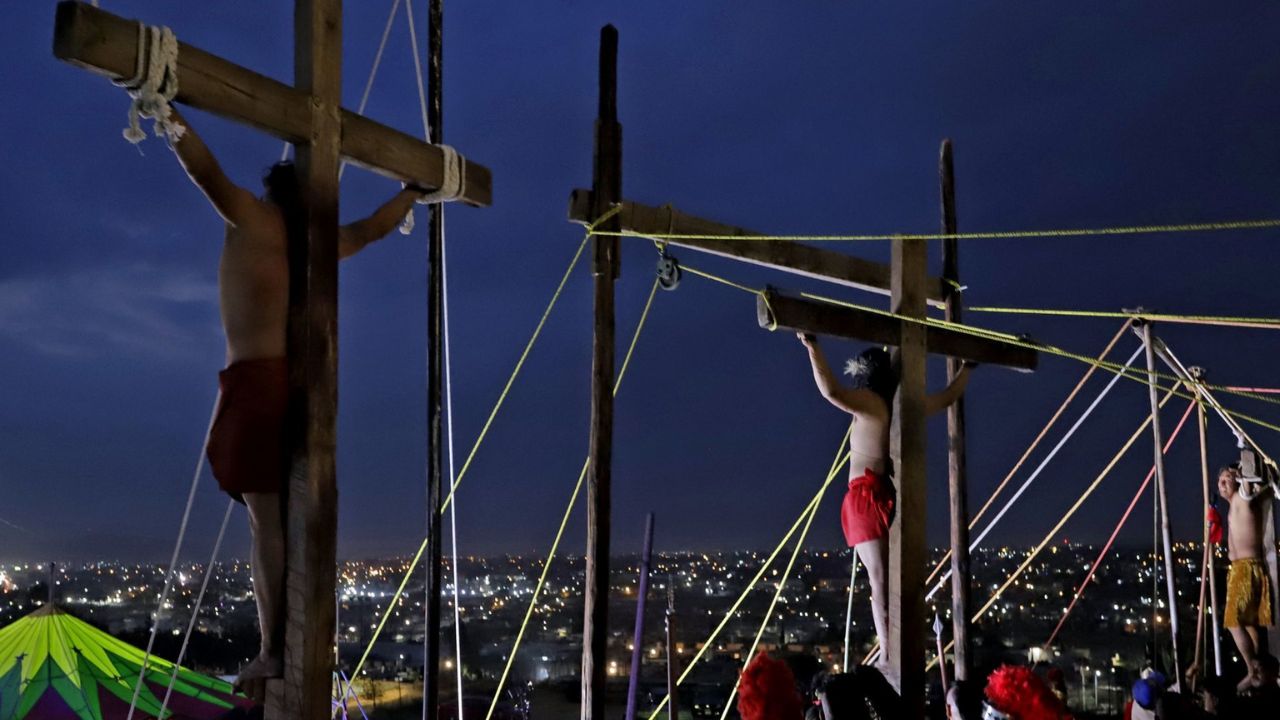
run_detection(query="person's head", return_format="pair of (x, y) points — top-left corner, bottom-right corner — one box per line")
(262, 161), (301, 211)
(844, 347), (897, 405)
(738, 654), (805, 720)
(1132, 670), (1166, 710)
(1218, 465), (1241, 501)
(1199, 674), (1231, 714)
(983, 665), (1068, 720)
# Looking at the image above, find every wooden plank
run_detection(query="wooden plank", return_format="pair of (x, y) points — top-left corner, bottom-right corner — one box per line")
(272, 0), (342, 717)
(567, 190), (950, 304)
(888, 237), (927, 716)
(422, 0), (445, 714)
(939, 139), (972, 682)
(757, 289), (1039, 371)
(52, 0), (491, 206)
(582, 24), (621, 720)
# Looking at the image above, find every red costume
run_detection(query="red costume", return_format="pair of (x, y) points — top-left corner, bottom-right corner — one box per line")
(206, 357), (289, 502)
(840, 468), (895, 546)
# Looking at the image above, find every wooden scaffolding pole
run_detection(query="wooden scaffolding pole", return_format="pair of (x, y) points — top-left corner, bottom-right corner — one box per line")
(1140, 321), (1183, 675)
(939, 139), (971, 682)
(887, 237), (927, 713)
(422, 0), (446, 713)
(582, 24), (621, 720)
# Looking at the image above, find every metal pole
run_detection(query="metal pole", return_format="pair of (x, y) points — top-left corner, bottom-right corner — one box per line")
(1141, 321), (1182, 675)
(665, 582), (680, 720)
(1193, 370), (1224, 675)
(625, 514), (655, 720)
(422, 0), (446, 714)
(843, 552), (859, 672)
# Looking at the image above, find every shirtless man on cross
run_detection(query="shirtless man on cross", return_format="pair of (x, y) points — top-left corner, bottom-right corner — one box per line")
(166, 108), (426, 693)
(798, 334), (972, 667)
(1218, 454), (1277, 691)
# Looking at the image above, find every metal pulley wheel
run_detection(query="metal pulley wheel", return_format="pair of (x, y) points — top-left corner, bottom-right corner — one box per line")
(657, 254), (682, 291)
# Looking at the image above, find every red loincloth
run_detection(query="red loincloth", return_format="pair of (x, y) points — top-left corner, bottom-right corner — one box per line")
(840, 468), (896, 547)
(206, 357), (289, 503)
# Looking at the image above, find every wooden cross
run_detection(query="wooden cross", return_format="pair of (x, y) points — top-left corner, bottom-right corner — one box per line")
(567, 29), (1035, 716)
(758, 252), (1035, 711)
(53, 2), (492, 717)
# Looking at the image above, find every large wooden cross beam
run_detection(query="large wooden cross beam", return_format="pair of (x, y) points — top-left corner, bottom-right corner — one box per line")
(567, 191), (950, 305)
(53, 2), (491, 717)
(53, 1), (491, 205)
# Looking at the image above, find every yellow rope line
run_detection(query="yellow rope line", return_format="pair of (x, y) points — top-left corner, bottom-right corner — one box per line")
(595, 217), (1280, 243)
(483, 277), (662, 720)
(349, 215), (625, 687)
(675, 260), (1280, 429)
(441, 232), (591, 514)
(646, 437), (852, 720)
(717, 450), (833, 720)
(969, 306), (1280, 329)
(800, 291), (1280, 419)
(926, 389), (1181, 671)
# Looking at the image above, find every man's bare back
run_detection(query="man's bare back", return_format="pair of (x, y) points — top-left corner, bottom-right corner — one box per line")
(219, 210), (289, 363)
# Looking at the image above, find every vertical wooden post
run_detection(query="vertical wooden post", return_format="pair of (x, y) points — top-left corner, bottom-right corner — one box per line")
(888, 237), (927, 715)
(422, 0), (446, 713)
(274, 1), (341, 717)
(583, 24), (621, 720)
(1192, 369), (1223, 675)
(938, 139), (971, 683)
(625, 513), (655, 720)
(1140, 322), (1182, 675)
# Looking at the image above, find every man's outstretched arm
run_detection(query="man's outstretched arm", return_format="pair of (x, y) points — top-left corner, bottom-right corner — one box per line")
(168, 108), (260, 227)
(925, 363), (973, 416)
(798, 334), (881, 415)
(339, 187), (426, 259)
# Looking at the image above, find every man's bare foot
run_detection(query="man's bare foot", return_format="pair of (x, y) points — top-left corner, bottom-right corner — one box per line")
(234, 653), (283, 694)
(1235, 661), (1262, 692)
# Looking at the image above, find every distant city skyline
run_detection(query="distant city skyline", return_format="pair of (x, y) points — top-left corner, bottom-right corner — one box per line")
(2, 2), (1279, 563)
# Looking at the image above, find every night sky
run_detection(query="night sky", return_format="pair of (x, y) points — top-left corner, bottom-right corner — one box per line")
(3, 1), (1279, 563)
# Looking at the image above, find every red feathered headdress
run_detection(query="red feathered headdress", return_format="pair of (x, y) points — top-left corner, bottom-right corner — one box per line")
(737, 653), (804, 720)
(984, 665), (1071, 720)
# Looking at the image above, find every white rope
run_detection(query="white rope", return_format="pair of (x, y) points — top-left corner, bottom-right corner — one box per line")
(115, 23), (184, 147)
(126, 390), (221, 720)
(158, 498), (236, 718)
(925, 344), (1145, 602)
(442, 213), (467, 716)
(842, 551), (859, 672)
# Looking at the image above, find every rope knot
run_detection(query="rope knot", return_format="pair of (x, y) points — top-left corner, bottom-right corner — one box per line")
(116, 23), (185, 149)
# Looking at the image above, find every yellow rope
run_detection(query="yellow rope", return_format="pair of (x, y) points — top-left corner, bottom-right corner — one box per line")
(594, 217), (1280, 243)
(674, 260), (1280, 433)
(716, 446), (834, 720)
(926, 389), (1181, 671)
(483, 277), (662, 720)
(349, 216), (628, 687)
(969, 306), (1280, 329)
(441, 232), (591, 514)
(646, 438), (852, 720)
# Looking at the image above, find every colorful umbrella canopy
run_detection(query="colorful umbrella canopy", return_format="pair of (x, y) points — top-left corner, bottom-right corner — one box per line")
(0, 605), (250, 719)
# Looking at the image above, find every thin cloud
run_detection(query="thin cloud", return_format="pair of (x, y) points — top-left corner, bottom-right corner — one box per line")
(0, 264), (219, 359)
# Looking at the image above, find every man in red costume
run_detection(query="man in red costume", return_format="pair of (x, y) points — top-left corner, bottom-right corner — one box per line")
(798, 335), (972, 669)
(168, 107), (428, 693)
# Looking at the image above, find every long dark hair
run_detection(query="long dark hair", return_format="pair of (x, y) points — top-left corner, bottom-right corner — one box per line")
(263, 161), (305, 244)
(845, 347), (898, 407)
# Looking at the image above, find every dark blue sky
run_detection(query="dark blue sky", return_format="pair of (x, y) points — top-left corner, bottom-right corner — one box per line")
(2, 1), (1279, 562)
